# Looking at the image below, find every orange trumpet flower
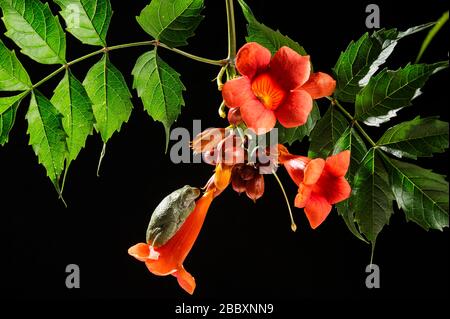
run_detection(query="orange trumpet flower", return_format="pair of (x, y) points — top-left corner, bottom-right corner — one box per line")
(128, 191), (214, 295)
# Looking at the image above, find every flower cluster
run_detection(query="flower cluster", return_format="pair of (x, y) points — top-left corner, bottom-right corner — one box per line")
(128, 43), (350, 295)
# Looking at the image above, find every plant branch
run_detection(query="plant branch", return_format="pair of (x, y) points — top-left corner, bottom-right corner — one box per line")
(327, 96), (377, 147)
(28, 40), (225, 92)
(225, 0), (237, 77)
(156, 42), (227, 66)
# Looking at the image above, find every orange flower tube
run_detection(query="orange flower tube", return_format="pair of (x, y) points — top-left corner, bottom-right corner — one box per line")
(128, 191), (214, 295)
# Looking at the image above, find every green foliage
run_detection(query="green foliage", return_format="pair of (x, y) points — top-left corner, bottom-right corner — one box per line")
(132, 49), (185, 149)
(277, 103), (320, 145)
(386, 159), (448, 231)
(136, 0), (204, 48)
(0, 0), (446, 251)
(355, 62), (448, 126)
(237, 0), (306, 55)
(333, 24), (433, 102)
(0, 100), (18, 145)
(26, 90), (67, 188)
(0, 91), (26, 114)
(377, 117), (449, 159)
(308, 105), (348, 158)
(0, 0), (66, 64)
(51, 70), (94, 164)
(0, 39), (31, 91)
(353, 149), (394, 243)
(83, 54), (133, 143)
(333, 127), (368, 242)
(54, 0), (112, 46)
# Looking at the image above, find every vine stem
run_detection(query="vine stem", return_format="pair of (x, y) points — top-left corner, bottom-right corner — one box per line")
(225, 0), (237, 77)
(28, 40), (225, 92)
(326, 96), (377, 147)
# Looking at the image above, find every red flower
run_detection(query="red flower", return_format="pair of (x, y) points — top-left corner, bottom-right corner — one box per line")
(278, 145), (351, 229)
(222, 42), (336, 133)
(128, 191), (214, 295)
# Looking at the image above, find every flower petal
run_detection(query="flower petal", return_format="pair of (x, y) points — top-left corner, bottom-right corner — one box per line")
(304, 158), (325, 185)
(294, 183), (312, 208)
(192, 128), (225, 154)
(144, 259), (175, 276)
(236, 42), (272, 79)
(222, 76), (255, 108)
(324, 176), (351, 204)
(231, 175), (246, 194)
(227, 107), (242, 125)
(283, 158), (308, 186)
(325, 150), (351, 177)
(240, 99), (277, 134)
(302, 72), (336, 99)
(245, 174), (265, 202)
(214, 163), (232, 191)
(275, 89), (313, 128)
(304, 195), (332, 229)
(270, 47), (311, 90)
(172, 266), (196, 295)
(128, 243), (150, 262)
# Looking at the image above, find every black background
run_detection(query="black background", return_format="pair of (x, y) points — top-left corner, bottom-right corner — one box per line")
(0, 0), (448, 308)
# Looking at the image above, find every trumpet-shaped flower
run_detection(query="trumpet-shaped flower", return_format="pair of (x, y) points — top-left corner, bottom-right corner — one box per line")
(222, 42), (336, 134)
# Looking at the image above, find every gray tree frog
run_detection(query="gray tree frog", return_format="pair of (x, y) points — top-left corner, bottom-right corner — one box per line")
(146, 185), (201, 247)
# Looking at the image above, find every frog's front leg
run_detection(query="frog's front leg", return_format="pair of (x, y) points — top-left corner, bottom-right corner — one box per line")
(147, 222), (178, 248)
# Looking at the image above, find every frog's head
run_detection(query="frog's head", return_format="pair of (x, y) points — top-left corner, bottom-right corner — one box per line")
(179, 185), (201, 208)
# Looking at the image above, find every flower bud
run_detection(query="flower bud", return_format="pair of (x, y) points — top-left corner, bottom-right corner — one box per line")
(245, 174), (265, 202)
(227, 108), (243, 125)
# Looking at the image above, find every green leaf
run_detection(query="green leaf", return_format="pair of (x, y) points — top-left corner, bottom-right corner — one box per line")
(0, 91), (26, 115)
(237, 0), (306, 55)
(416, 11), (449, 63)
(0, 100), (18, 145)
(386, 159), (448, 230)
(377, 116), (449, 159)
(26, 90), (67, 186)
(132, 49), (185, 149)
(51, 70), (94, 163)
(0, 0), (66, 64)
(308, 105), (348, 158)
(353, 148), (394, 243)
(53, 0), (112, 46)
(136, 0), (204, 48)
(333, 127), (369, 242)
(276, 102), (320, 145)
(83, 55), (133, 143)
(333, 23), (433, 102)
(355, 62), (448, 126)
(0, 39), (31, 91)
